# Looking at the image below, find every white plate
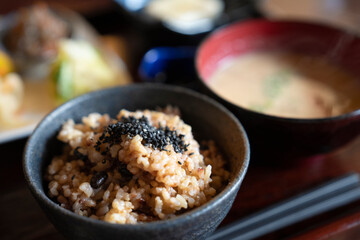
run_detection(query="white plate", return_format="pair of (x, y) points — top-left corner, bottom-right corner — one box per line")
(0, 79), (55, 144)
(0, 123), (37, 144)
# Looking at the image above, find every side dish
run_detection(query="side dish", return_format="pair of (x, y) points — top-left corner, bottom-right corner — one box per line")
(50, 40), (118, 102)
(0, 51), (24, 128)
(0, 3), (131, 138)
(4, 2), (70, 62)
(208, 51), (360, 118)
(45, 109), (229, 223)
(146, 0), (223, 33)
(0, 73), (24, 128)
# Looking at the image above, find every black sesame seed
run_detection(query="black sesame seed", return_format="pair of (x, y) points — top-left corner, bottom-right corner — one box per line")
(178, 161), (182, 165)
(90, 171), (108, 189)
(71, 175), (75, 180)
(189, 152), (194, 156)
(73, 147), (88, 161)
(94, 115), (188, 153)
(118, 162), (133, 181)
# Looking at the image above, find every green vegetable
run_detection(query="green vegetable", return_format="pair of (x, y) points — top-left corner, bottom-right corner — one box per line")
(51, 39), (117, 102)
(249, 100), (272, 112)
(55, 60), (73, 100)
(248, 70), (291, 112)
(263, 70), (291, 99)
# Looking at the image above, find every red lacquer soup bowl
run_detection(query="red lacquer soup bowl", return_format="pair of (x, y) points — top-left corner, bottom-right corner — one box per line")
(196, 19), (360, 162)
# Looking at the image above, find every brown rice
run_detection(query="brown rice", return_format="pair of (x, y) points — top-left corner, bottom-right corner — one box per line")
(45, 109), (229, 224)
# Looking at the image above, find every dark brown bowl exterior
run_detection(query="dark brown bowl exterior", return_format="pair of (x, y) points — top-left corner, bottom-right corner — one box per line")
(196, 19), (360, 162)
(23, 84), (250, 240)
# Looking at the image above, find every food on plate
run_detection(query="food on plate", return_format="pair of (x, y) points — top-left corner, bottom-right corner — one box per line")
(0, 73), (24, 127)
(45, 109), (229, 223)
(207, 51), (360, 118)
(50, 39), (120, 102)
(146, 0), (223, 33)
(146, 0), (223, 22)
(4, 2), (70, 61)
(0, 51), (14, 76)
(0, 50), (23, 128)
(0, 3), (131, 141)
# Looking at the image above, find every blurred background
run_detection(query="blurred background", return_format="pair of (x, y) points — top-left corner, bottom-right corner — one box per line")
(2, 1), (360, 239)
(1, 0), (360, 88)
(2, 0), (360, 136)
(0, 0), (357, 80)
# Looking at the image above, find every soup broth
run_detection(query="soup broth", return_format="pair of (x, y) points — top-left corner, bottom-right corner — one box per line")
(208, 52), (360, 118)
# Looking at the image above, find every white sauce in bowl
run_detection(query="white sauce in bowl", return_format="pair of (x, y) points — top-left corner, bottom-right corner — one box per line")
(207, 51), (360, 119)
(146, 0), (224, 34)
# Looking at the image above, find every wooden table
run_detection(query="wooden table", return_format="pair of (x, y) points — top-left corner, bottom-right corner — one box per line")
(1, 1), (360, 239)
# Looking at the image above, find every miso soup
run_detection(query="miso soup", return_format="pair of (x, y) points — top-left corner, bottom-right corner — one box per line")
(208, 52), (360, 118)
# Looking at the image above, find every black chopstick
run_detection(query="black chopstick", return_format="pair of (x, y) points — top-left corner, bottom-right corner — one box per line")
(208, 173), (360, 240)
